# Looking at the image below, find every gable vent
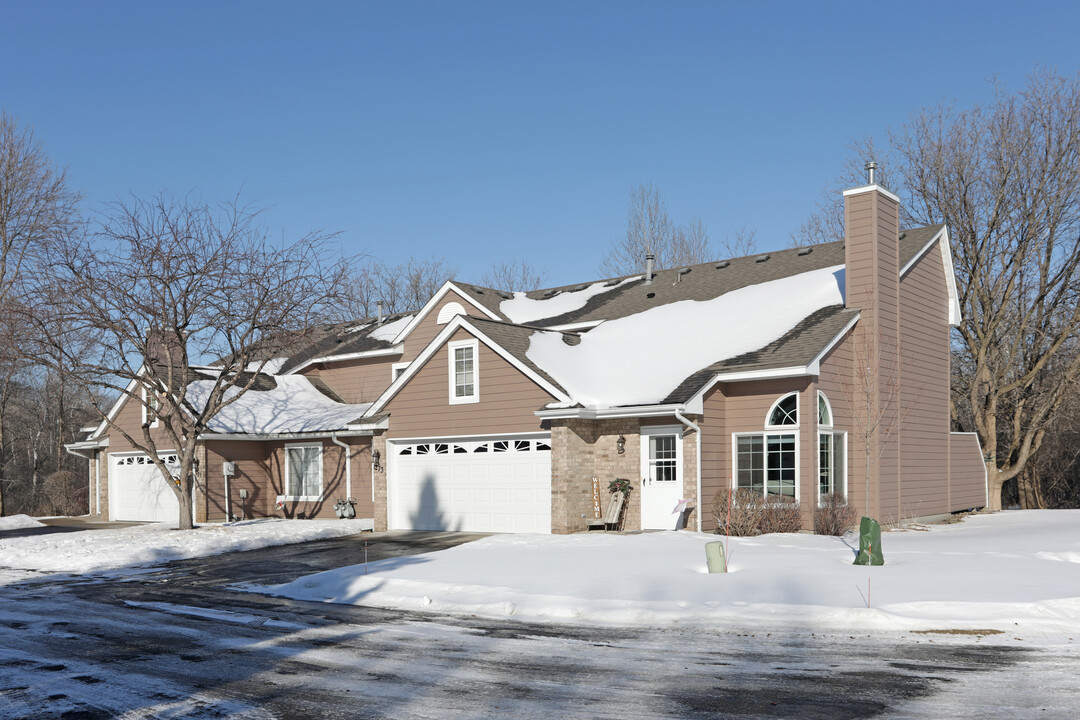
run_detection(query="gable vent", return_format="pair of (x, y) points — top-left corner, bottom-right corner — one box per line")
(715, 261), (730, 269)
(437, 302), (466, 325)
(755, 254), (771, 263)
(797, 247), (813, 256)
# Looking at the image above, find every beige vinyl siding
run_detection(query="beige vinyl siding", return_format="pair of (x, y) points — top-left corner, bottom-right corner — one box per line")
(898, 244), (952, 518)
(386, 327), (555, 438)
(300, 356), (396, 404)
(204, 441), (272, 521)
(817, 332), (863, 512)
(261, 440), (350, 520)
(699, 385), (727, 532)
(100, 390), (180, 521)
(401, 290), (485, 363)
(949, 433), (987, 509)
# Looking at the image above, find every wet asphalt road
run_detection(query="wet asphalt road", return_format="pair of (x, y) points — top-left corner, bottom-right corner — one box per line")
(0, 531), (1072, 719)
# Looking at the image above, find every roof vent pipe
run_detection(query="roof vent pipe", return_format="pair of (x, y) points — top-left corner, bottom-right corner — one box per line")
(645, 253), (655, 285)
(866, 161), (878, 185)
(376, 300), (384, 324)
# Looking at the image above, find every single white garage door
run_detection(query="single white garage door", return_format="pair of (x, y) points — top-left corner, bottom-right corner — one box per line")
(390, 436), (551, 533)
(110, 453), (181, 522)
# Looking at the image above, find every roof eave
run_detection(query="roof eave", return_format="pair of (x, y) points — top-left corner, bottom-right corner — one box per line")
(534, 403), (691, 420)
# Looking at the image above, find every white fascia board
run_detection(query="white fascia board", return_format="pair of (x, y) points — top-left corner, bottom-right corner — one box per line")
(284, 345), (404, 376)
(199, 429), (376, 442)
(806, 312), (861, 373)
(365, 315), (571, 416)
(841, 183), (902, 204)
(534, 403), (689, 421)
(90, 371), (145, 440)
(387, 281), (503, 346)
(898, 225), (962, 327)
(543, 319), (605, 332)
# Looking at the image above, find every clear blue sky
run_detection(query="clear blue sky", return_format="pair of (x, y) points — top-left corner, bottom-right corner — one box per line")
(2, 1), (1078, 287)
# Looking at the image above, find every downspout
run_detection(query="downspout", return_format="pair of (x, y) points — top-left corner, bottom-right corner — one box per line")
(331, 433), (352, 500)
(674, 409), (702, 532)
(95, 453), (101, 516)
(224, 466), (231, 521)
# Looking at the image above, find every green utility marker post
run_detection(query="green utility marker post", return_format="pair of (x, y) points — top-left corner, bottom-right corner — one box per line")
(853, 516), (884, 566)
(705, 541), (727, 573)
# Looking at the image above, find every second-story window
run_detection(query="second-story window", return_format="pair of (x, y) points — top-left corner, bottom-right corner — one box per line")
(448, 339), (479, 404)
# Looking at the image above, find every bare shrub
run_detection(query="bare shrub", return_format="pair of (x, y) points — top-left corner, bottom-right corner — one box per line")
(760, 496), (802, 534)
(42, 470), (87, 517)
(814, 492), (857, 535)
(711, 488), (763, 536)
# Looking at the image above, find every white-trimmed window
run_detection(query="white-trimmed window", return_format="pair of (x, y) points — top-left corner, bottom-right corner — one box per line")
(391, 362), (410, 381)
(285, 443), (323, 500)
(448, 339), (479, 404)
(141, 385), (160, 428)
(733, 392), (800, 500)
(817, 391), (847, 503)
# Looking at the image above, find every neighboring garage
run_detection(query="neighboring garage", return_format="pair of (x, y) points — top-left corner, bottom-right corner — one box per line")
(388, 434), (552, 533)
(109, 453), (180, 522)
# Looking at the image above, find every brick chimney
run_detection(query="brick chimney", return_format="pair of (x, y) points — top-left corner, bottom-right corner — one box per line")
(145, 326), (188, 368)
(843, 162), (901, 520)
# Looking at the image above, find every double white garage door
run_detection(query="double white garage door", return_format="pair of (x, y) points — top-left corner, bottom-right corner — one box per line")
(109, 453), (180, 522)
(389, 435), (551, 533)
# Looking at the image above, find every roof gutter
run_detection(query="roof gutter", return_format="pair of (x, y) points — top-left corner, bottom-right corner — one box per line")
(285, 344), (404, 376)
(64, 439), (109, 459)
(535, 403), (690, 421)
(198, 429), (377, 442)
(674, 408), (702, 533)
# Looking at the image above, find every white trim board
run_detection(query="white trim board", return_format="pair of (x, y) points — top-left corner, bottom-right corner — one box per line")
(899, 225), (962, 327)
(387, 282), (503, 346)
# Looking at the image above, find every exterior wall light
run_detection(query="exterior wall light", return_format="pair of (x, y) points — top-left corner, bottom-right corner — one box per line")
(372, 449), (382, 471)
(616, 435), (626, 455)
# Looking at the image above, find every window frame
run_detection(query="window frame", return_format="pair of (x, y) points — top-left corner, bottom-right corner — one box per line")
(391, 361), (410, 382)
(640, 424), (684, 487)
(765, 392), (799, 428)
(817, 430), (848, 505)
(447, 339), (480, 405)
(731, 431), (800, 502)
(284, 442), (324, 501)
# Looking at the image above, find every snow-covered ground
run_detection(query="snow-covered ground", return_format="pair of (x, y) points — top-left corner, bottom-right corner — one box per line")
(0, 518), (372, 578)
(262, 510), (1080, 643)
(0, 514), (45, 531)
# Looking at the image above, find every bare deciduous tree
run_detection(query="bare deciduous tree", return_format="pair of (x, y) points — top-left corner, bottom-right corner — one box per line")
(600, 183), (714, 275)
(894, 69), (1080, 510)
(719, 226), (759, 258)
(480, 258), (547, 292)
(27, 193), (350, 529)
(0, 110), (80, 516)
(340, 256), (455, 319)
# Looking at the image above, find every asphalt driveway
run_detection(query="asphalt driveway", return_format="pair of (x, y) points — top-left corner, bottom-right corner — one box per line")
(0, 530), (1077, 719)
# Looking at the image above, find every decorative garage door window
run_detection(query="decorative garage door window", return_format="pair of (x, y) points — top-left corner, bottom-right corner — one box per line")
(116, 454), (178, 466)
(397, 439), (550, 456)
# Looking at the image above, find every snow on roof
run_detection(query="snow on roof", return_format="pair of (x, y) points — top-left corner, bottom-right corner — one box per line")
(499, 277), (640, 325)
(243, 357), (289, 374)
(368, 314), (413, 342)
(185, 375), (371, 434)
(525, 265), (846, 408)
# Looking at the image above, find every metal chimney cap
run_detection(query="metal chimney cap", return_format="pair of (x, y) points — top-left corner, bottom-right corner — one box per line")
(865, 161), (878, 185)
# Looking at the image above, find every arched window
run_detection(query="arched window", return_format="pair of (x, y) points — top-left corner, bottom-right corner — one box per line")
(767, 393), (798, 427)
(818, 391), (832, 427)
(816, 391), (846, 505)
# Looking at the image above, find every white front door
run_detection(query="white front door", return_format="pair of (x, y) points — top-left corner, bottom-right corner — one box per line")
(640, 427), (684, 530)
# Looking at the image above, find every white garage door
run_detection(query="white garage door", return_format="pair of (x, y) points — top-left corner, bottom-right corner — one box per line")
(390, 436), (551, 533)
(110, 453), (181, 522)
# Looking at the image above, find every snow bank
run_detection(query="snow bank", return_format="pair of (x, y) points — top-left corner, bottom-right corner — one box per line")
(0, 515), (45, 531)
(185, 375), (371, 434)
(263, 511), (1080, 640)
(499, 278), (640, 325)
(526, 265), (845, 407)
(0, 518), (373, 576)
